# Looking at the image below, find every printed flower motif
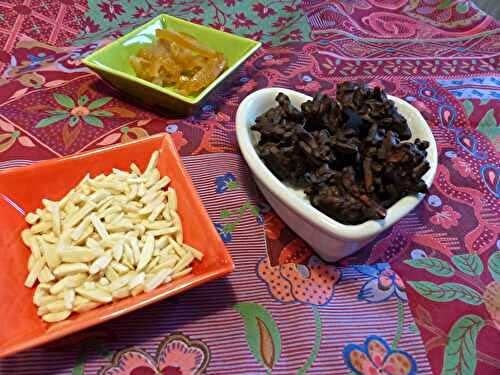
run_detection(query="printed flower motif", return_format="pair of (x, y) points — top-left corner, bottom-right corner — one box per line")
(156, 0), (174, 5)
(0, 121), (35, 153)
(83, 16), (101, 33)
(427, 195), (442, 208)
(252, 3), (277, 19)
(245, 30), (264, 41)
(272, 16), (291, 28)
(190, 18), (203, 25)
(452, 157), (472, 177)
(191, 6), (204, 15)
(99, 333), (210, 375)
(35, 94), (113, 130)
(278, 238), (313, 265)
(253, 213), (264, 225)
(209, 21), (231, 32)
(98, 1), (125, 22)
(410, 249), (427, 260)
(224, 0), (236, 6)
(355, 264), (407, 303)
(283, 5), (298, 13)
(232, 13), (256, 28)
(258, 255), (341, 305)
(215, 172), (239, 193)
(344, 336), (417, 375)
(264, 212), (285, 240)
(17, 72), (45, 88)
(430, 205), (461, 229)
(321, 57), (338, 75)
(170, 131), (188, 150)
(215, 223), (233, 243)
(120, 126), (149, 142)
(132, 6), (150, 19)
(280, 29), (303, 42)
(17, 53), (54, 73)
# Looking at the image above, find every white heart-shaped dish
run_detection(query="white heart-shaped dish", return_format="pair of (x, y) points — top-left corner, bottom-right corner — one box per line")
(236, 88), (438, 261)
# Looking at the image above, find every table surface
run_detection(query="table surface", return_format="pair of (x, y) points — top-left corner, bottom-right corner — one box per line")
(0, 1), (499, 374)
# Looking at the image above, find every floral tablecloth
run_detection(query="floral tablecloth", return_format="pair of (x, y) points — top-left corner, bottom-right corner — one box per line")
(0, 1), (499, 374)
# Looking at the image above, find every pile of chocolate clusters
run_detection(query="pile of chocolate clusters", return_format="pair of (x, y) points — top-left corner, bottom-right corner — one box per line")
(252, 82), (430, 225)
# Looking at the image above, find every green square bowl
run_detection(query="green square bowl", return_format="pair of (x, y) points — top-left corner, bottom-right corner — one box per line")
(83, 14), (261, 114)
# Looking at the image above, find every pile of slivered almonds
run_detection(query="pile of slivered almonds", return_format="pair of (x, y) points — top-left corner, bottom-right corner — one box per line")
(22, 150), (203, 323)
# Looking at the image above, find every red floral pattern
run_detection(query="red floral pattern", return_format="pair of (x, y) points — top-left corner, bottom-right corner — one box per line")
(233, 13), (256, 28)
(451, 157), (473, 178)
(253, 3), (277, 19)
(98, 1), (125, 22)
(429, 205), (462, 230)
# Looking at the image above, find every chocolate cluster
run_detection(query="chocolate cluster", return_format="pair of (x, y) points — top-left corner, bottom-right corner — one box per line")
(252, 82), (430, 225)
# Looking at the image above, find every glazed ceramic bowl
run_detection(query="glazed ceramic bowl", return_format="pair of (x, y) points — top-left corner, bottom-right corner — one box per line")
(236, 88), (438, 262)
(83, 14), (261, 114)
(0, 134), (234, 358)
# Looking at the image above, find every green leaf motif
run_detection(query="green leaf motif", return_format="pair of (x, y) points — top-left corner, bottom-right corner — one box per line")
(88, 97), (112, 110)
(442, 315), (485, 375)
(53, 93), (75, 109)
(250, 206), (260, 217)
(48, 109), (69, 115)
(488, 251), (500, 281)
(437, 0), (453, 10)
(227, 181), (240, 190)
(83, 116), (104, 128)
(462, 100), (473, 118)
(451, 254), (484, 276)
(69, 116), (80, 127)
(404, 257), (455, 277)
(223, 223), (235, 233)
(480, 98), (490, 105)
(220, 209), (231, 219)
(408, 281), (483, 305)
(35, 114), (69, 128)
(408, 323), (420, 334)
(477, 109), (500, 141)
(456, 2), (469, 14)
(297, 305), (322, 375)
(234, 302), (281, 370)
(91, 110), (113, 117)
(78, 95), (89, 106)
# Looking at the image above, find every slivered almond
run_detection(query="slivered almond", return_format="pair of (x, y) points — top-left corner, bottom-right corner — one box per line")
(25, 258), (45, 288)
(137, 235), (154, 272)
(59, 247), (97, 263)
(25, 212), (40, 225)
(64, 289), (75, 310)
(89, 254), (112, 274)
(42, 310), (71, 323)
(53, 263), (89, 277)
(50, 273), (86, 295)
(46, 299), (67, 313)
(38, 266), (55, 283)
(21, 229), (34, 248)
(112, 240), (124, 262)
(145, 268), (172, 292)
(76, 287), (112, 303)
(112, 287), (130, 300)
(31, 221), (52, 234)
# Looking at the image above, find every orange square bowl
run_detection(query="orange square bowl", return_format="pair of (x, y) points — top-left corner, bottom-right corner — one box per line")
(0, 133), (234, 358)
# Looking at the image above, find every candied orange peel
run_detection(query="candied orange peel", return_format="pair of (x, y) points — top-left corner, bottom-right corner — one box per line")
(129, 29), (227, 96)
